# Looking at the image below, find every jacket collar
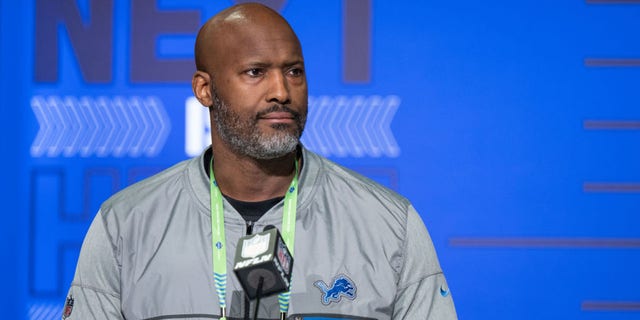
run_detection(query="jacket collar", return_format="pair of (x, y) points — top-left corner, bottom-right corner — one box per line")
(187, 145), (322, 224)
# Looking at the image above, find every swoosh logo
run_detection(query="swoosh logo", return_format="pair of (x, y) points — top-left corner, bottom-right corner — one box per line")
(440, 285), (450, 297)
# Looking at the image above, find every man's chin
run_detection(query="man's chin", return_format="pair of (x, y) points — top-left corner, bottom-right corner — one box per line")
(254, 140), (300, 159)
(227, 134), (296, 160)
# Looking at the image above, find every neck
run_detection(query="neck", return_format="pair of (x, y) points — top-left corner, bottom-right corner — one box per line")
(210, 144), (298, 202)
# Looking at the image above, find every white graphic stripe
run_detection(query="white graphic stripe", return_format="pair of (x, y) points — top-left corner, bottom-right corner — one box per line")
(301, 95), (401, 158)
(30, 95), (171, 158)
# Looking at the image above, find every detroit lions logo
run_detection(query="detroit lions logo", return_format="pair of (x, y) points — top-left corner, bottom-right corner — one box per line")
(314, 274), (357, 305)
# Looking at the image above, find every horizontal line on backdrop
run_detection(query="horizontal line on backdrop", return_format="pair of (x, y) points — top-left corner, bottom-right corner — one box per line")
(584, 58), (640, 67)
(586, 0), (640, 3)
(449, 237), (640, 248)
(584, 120), (640, 130)
(584, 183), (640, 193)
(582, 301), (640, 311)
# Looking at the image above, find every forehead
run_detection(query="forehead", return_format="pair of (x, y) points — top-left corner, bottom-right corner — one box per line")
(231, 24), (302, 63)
(208, 17), (304, 70)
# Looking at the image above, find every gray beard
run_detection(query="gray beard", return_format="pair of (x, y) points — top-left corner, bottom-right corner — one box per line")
(211, 92), (304, 160)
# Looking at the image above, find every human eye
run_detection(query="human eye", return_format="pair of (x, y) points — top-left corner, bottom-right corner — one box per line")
(244, 68), (264, 77)
(287, 66), (304, 77)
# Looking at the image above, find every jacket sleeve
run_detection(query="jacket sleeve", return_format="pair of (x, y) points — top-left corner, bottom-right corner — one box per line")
(392, 206), (457, 319)
(63, 210), (124, 319)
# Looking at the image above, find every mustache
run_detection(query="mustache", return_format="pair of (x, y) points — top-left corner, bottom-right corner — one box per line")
(256, 104), (302, 119)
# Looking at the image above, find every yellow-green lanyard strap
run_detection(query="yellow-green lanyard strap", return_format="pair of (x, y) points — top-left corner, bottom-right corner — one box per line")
(209, 160), (299, 319)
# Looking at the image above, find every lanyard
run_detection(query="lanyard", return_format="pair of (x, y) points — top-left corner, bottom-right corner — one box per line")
(210, 159), (299, 320)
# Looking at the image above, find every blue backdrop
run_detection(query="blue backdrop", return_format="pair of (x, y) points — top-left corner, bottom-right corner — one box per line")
(1, 0), (639, 319)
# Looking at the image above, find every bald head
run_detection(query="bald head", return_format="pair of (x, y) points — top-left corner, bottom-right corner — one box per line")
(194, 3), (301, 73)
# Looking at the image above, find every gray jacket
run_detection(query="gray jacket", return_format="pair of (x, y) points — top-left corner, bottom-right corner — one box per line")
(65, 147), (457, 319)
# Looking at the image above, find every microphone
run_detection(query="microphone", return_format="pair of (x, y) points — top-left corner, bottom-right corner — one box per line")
(233, 225), (294, 300)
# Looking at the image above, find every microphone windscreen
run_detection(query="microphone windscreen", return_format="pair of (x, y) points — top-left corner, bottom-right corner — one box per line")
(233, 228), (293, 299)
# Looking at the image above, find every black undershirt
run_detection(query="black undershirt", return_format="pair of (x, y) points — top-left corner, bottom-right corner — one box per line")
(204, 149), (285, 222)
(223, 195), (284, 222)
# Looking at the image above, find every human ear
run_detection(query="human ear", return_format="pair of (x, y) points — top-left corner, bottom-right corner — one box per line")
(192, 71), (213, 107)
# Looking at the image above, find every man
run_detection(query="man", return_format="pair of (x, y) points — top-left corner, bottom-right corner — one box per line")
(64, 3), (457, 319)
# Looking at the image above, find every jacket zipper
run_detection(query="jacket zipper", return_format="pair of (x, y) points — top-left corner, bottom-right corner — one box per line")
(246, 220), (254, 235)
(244, 220), (253, 319)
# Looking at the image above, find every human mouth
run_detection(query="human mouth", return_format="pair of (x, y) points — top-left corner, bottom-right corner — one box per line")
(259, 111), (296, 124)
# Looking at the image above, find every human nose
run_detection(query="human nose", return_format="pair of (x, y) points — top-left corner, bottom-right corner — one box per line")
(266, 71), (290, 104)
